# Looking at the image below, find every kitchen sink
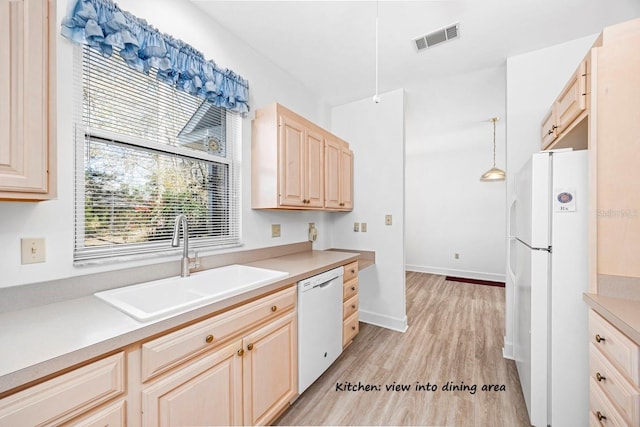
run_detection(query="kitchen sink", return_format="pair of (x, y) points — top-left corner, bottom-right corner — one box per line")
(94, 264), (289, 322)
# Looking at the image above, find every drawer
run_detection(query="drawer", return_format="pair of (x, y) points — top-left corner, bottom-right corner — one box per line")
(142, 285), (295, 382)
(343, 312), (359, 348)
(590, 310), (640, 387)
(63, 400), (126, 427)
(343, 294), (358, 320)
(0, 352), (125, 427)
(590, 343), (640, 426)
(343, 261), (358, 283)
(590, 377), (630, 427)
(343, 278), (358, 301)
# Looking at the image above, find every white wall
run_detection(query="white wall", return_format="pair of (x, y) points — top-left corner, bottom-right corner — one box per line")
(404, 66), (507, 282)
(0, 0), (331, 288)
(502, 34), (598, 358)
(331, 89), (407, 332)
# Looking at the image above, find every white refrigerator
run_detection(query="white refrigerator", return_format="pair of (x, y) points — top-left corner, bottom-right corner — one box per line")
(508, 149), (589, 426)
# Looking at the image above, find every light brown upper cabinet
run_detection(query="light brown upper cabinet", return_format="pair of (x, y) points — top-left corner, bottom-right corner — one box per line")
(325, 137), (353, 211)
(540, 18), (640, 290)
(0, 0), (56, 201)
(589, 19), (640, 286)
(252, 103), (353, 211)
(541, 59), (589, 150)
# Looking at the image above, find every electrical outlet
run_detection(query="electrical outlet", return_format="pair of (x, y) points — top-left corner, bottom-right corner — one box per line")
(271, 224), (281, 238)
(454, 253), (460, 260)
(385, 215), (392, 226)
(361, 223), (367, 232)
(354, 222), (360, 232)
(21, 238), (46, 264)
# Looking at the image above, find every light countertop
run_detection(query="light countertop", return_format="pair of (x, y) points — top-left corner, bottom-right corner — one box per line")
(0, 249), (359, 395)
(583, 293), (640, 344)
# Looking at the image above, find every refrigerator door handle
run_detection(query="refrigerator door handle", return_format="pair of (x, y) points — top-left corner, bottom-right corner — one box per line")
(506, 197), (517, 283)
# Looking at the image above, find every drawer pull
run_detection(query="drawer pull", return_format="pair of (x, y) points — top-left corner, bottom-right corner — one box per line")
(237, 348), (244, 357)
(247, 343), (254, 351)
(350, 269), (355, 274)
(205, 335), (214, 344)
(271, 305), (278, 312)
(595, 334), (606, 343)
(351, 304), (356, 309)
(351, 286), (356, 291)
(595, 372), (606, 382)
(596, 411), (607, 421)
(351, 326), (356, 331)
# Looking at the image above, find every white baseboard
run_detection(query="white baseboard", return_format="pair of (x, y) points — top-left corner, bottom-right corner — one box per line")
(359, 309), (408, 333)
(405, 265), (506, 283)
(502, 338), (514, 360)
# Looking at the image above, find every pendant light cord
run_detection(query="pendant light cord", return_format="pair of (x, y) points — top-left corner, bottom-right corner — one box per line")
(492, 118), (497, 167)
(373, 0), (380, 103)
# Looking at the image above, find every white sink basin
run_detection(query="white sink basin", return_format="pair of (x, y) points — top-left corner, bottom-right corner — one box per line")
(95, 264), (289, 322)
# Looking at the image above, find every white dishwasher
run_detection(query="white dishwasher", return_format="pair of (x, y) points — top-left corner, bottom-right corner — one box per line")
(297, 266), (344, 393)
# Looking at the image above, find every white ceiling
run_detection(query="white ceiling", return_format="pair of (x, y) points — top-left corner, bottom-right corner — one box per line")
(191, 0), (640, 107)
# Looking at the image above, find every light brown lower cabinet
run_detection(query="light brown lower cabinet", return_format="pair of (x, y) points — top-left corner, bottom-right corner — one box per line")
(0, 352), (125, 427)
(242, 312), (297, 426)
(588, 310), (640, 426)
(342, 261), (360, 349)
(142, 340), (243, 426)
(0, 286), (298, 427)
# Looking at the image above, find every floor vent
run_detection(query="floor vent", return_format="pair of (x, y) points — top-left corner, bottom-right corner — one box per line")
(414, 23), (460, 51)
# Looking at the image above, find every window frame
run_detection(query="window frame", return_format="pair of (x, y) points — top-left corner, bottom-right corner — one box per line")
(73, 47), (242, 265)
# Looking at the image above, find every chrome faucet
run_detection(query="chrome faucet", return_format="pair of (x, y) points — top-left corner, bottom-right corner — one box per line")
(171, 214), (199, 277)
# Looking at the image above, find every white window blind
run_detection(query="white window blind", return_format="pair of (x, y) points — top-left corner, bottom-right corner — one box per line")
(75, 46), (241, 263)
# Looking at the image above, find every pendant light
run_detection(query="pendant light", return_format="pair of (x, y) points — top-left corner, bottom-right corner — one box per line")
(372, 0), (380, 104)
(480, 117), (505, 181)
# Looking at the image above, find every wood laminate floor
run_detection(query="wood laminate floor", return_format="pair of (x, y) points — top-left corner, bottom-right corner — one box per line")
(275, 272), (531, 426)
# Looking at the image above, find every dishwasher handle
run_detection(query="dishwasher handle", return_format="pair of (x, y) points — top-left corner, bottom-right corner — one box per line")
(314, 279), (338, 290)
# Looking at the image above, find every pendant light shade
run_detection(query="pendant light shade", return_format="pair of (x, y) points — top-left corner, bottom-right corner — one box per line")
(480, 117), (505, 181)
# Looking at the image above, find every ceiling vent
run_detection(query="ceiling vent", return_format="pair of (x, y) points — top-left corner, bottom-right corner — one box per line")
(413, 23), (460, 52)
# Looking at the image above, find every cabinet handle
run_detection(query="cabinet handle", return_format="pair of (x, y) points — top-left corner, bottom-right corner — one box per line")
(339, 202), (345, 206)
(351, 326), (356, 331)
(271, 305), (278, 312)
(350, 269), (355, 274)
(596, 411), (607, 421)
(595, 334), (606, 343)
(205, 335), (214, 344)
(352, 304), (356, 309)
(351, 286), (356, 291)
(596, 372), (606, 382)
(237, 349), (245, 357)
(247, 343), (254, 351)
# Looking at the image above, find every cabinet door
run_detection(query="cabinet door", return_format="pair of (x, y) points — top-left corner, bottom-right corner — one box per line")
(142, 341), (243, 427)
(555, 61), (587, 134)
(305, 129), (324, 208)
(324, 138), (341, 209)
(278, 115), (306, 207)
(541, 109), (556, 149)
(339, 146), (353, 210)
(242, 312), (297, 426)
(0, 0), (53, 198)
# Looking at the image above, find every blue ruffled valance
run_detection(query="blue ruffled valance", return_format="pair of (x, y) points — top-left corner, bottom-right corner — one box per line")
(61, 0), (250, 114)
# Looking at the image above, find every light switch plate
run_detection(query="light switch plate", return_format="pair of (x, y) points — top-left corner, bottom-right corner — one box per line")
(385, 215), (392, 226)
(21, 238), (46, 264)
(271, 224), (281, 238)
(361, 223), (367, 232)
(354, 222), (360, 232)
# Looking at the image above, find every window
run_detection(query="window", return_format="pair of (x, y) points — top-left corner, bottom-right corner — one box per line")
(74, 46), (241, 263)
